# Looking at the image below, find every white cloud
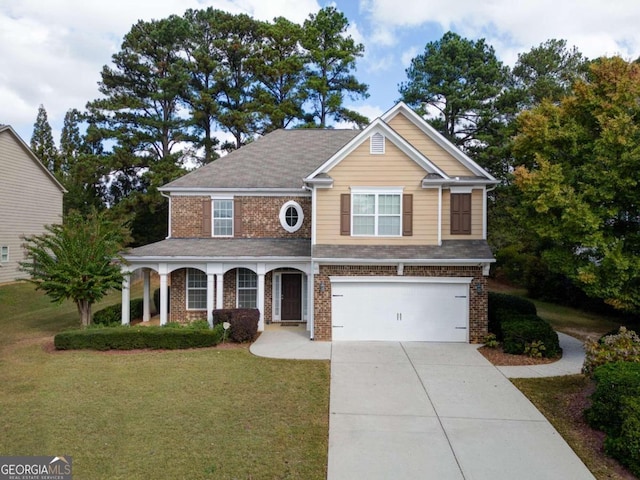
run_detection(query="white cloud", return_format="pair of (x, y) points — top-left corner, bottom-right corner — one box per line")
(362, 0), (640, 64)
(0, 0), (321, 139)
(400, 46), (420, 68)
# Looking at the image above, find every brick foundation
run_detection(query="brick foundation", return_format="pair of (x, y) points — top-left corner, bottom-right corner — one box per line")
(313, 265), (488, 343)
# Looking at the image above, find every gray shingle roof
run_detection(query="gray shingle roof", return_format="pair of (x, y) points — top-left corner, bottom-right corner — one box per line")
(124, 238), (311, 259)
(164, 129), (359, 190)
(312, 240), (494, 261)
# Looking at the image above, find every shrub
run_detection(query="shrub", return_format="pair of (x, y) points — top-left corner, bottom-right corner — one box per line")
(153, 287), (170, 313)
(483, 333), (499, 348)
(54, 324), (224, 351)
(501, 315), (561, 358)
(488, 292), (537, 339)
(585, 362), (640, 435)
(604, 395), (640, 477)
(212, 309), (259, 343)
(582, 326), (640, 375)
(93, 298), (144, 326)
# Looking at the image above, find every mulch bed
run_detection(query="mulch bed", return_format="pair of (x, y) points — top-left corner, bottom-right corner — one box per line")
(477, 345), (559, 366)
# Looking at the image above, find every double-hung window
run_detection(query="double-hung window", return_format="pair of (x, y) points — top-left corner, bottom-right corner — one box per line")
(0, 246), (8, 262)
(352, 189), (402, 236)
(213, 199), (233, 236)
(237, 268), (257, 308)
(186, 268), (207, 310)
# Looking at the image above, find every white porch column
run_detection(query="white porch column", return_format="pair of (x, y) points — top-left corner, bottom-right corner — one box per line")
(257, 263), (266, 332)
(159, 264), (169, 326)
(121, 273), (131, 325)
(142, 269), (151, 322)
(215, 273), (224, 309)
(206, 272), (215, 327)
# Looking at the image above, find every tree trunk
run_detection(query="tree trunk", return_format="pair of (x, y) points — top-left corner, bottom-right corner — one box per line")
(77, 300), (92, 328)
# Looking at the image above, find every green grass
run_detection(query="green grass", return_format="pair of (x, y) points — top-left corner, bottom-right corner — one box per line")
(0, 282), (330, 479)
(513, 376), (635, 480)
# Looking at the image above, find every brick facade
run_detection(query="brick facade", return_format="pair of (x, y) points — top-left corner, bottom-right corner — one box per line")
(313, 265), (488, 343)
(170, 195), (311, 239)
(169, 269), (208, 323)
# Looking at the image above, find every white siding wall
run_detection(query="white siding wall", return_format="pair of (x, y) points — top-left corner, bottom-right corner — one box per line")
(0, 130), (64, 283)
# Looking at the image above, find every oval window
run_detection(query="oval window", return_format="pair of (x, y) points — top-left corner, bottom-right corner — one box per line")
(279, 201), (304, 233)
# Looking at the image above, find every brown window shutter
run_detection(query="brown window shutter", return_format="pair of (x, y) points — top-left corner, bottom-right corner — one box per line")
(234, 198), (243, 237)
(402, 194), (413, 236)
(451, 193), (471, 235)
(340, 193), (350, 235)
(202, 199), (212, 237)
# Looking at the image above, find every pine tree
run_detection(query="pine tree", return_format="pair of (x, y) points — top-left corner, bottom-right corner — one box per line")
(30, 105), (60, 176)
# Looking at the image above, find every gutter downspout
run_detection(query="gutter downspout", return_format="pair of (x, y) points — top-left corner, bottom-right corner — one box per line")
(160, 192), (172, 239)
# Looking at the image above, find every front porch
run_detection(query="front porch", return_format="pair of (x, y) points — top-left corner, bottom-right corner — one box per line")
(120, 262), (312, 334)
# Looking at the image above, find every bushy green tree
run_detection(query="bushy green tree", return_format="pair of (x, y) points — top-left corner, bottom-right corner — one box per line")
(20, 210), (131, 327)
(512, 57), (640, 312)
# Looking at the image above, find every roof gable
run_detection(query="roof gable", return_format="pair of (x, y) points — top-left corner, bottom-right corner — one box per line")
(0, 125), (67, 193)
(381, 103), (497, 182)
(305, 118), (449, 181)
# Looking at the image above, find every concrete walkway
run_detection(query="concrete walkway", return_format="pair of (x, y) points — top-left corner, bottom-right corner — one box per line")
(250, 324), (331, 360)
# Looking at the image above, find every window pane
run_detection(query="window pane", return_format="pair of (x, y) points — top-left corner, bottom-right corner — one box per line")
(353, 194), (375, 214)
(188, 290), (207, 309)
(187, 269), (207, 288)
(238, 268), (257, 288)
(214, 200), (233, 218)
(353, 216), (375, 235)
(285, 206), (298, 227)
(238, 290), (257, 308)
(378, 216), (400, 235)
(378, 194), (400, 214)
(213, 219), (232, 236)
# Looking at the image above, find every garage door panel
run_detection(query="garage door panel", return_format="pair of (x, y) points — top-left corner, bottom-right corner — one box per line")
(331, 280), (469, 342)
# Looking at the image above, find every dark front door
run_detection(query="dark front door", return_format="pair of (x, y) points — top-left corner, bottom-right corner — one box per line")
(281, 274), (302, 321)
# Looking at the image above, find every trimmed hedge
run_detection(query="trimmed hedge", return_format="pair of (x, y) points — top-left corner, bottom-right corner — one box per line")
(501, 314), (561, 358)
(582, 327), (640, 375)
(93, 298), (144, 326)
(585, 362), (640, 436)
(212, 308), (259, 343)
(54, 324), (224, 351)
(488, 292), (537, 339)
(605, 395), (640, 477)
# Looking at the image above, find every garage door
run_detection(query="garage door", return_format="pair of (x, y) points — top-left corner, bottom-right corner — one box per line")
(330, 277), (470, 342)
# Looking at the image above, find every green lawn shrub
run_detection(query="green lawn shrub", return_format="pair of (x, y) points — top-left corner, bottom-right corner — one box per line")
(582, 327), (640, 375)
(604, 395), (640, 477)
(585, 362), (640, 436)
(488, 292), (537, 339)
(54, 324), (224, 350)
(501, 314), (561, 358)
(212, 309), (259, 343)
(153, 287), (170, 313)
(93, 298), (144, 326)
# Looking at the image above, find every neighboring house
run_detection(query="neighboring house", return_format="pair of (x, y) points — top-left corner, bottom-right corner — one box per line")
(0, 125), (65, 284)
(121, 103), (497, 342)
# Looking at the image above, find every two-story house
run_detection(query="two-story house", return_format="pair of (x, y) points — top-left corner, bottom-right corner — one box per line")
(121, 103), (497, 342)
(0, 125), (65, 284)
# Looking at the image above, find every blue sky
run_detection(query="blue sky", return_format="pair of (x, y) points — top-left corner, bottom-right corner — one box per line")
(1, 0), (639, 144)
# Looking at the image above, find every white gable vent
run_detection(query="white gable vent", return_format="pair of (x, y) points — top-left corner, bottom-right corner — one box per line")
(370, 132), (385, 154)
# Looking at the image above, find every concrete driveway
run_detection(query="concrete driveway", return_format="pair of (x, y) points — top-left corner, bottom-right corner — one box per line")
(328, 341), (595, 480)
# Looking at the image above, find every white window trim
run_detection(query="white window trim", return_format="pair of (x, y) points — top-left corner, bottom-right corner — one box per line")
(186, 268), (207, 311)
(236, 268), (257, 308)
(211, 197), (234, 237)
(0, 246), (8, 263)
(279, 200), (304, 233)
(351, 187), (403, 237)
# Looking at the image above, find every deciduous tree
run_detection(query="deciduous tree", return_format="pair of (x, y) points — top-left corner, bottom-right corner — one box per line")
(512, 57), (640, 312)
(20, 210), (131, 327)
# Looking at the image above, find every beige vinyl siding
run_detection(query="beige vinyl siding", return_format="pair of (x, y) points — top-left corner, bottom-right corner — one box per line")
(316, 140), (439, 245)
(387, 113), (475, 177)
(0, 130), (63, 284)
(441, 189), (484, 240)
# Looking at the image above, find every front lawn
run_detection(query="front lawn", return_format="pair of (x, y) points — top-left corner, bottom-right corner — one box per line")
(0, 282), (330, 479)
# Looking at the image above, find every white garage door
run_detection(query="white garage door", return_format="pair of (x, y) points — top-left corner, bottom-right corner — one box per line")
(330, 277), (470, 342)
